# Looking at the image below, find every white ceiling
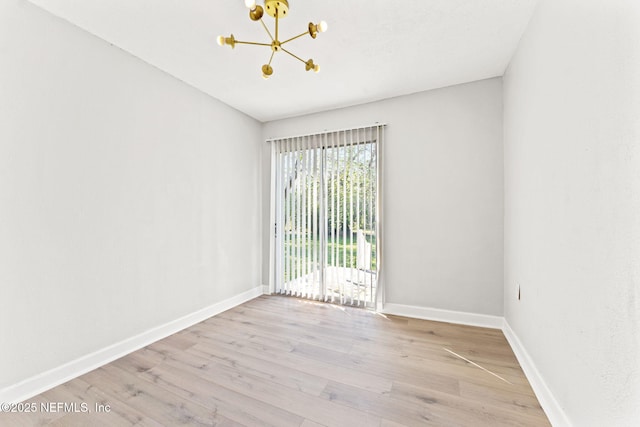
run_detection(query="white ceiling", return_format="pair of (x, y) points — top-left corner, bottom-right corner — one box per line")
(27, 0), (538, 122)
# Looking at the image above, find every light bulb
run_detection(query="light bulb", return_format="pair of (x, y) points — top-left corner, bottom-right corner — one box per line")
(314, 64), (320, 73)
(216, 35), (225, 46)
(318, 20), (328, 32)
(261, 64), (273, 80)
(245, 0), (256, 9)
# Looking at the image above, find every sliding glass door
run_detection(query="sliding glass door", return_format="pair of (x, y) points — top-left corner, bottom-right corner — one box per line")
(270, 126), (382, 307)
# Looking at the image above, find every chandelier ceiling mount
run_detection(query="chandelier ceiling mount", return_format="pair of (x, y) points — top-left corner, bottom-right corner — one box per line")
(217, 0), (327, 79)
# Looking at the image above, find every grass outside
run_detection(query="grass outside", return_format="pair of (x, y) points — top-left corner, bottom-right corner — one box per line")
(283, 232), (377, 281)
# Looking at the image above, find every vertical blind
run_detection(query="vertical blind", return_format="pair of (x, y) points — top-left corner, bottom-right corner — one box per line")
(270, 125), (383, 307)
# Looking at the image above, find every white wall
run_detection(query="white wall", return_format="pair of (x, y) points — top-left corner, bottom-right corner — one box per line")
(0, 0), (261, 391)
(504, 0), (640, 425)
(263, 79), (504, 316)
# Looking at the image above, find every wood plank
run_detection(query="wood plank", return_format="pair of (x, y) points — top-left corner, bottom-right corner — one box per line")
(191, 326), (394, 394)
(300, 420), (328, 427)
(5, 295), (550, 426)
(0, 395), (65, 426)
(42, 375), (162, 426)
(82, 364), (239, 426)
(186, 342), (329, 396)
(321, 380), (436, 427)
(155, 349), (382, 427)
(138, 360), (303, 427)
(390, 380), (551, 427)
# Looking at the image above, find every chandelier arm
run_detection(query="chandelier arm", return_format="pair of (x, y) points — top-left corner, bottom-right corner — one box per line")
(281, 47), (306, 64)
(259, 18), (274, 41)
(281, 31), (308, 45)
(267, 50), (276, 66)
(275, 14), (279, 42)
(234, 40), (273, 47)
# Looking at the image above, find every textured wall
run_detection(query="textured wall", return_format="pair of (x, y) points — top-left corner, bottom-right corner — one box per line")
(504, 0), (640, 425)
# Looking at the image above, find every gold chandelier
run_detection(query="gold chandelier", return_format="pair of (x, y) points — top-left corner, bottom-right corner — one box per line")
(217, 0), (327, 79)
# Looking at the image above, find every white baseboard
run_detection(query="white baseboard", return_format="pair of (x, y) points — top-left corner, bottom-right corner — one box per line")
(382, 302), (504, 329)
(262, 284), (270, 294)
(502, 321), (571, 427)
(382, 304), (570, 426)
(2, 289), (570, 427)
(0, 285), (264, 404)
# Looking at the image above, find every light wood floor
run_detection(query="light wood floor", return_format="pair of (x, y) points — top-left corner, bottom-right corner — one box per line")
(2, 296), (550, 426)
